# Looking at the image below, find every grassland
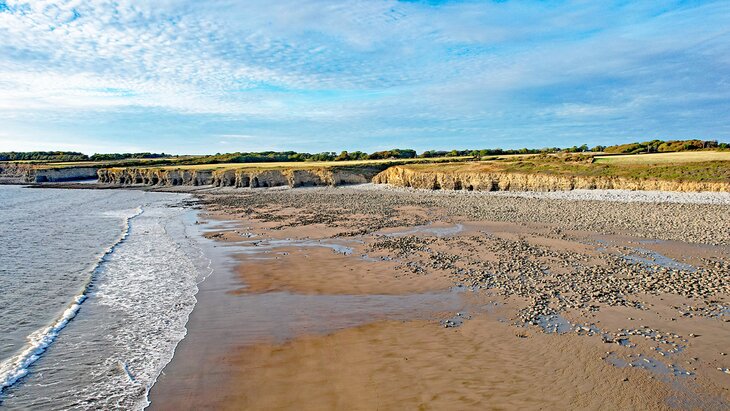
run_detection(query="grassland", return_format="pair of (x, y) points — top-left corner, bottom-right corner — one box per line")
(148, 156), (471, 171)
(593, 151), (730, 164)
(403, 151), (730, 183)
(4, 155), (470, 171)
(2, 157), (196, 169)
(9, 150), (730, 186)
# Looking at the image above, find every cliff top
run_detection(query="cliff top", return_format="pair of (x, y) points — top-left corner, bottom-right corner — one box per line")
(101, 156), (470, 172)
(392, 151), (730, 183)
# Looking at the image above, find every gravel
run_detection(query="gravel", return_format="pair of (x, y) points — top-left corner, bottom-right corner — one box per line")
(202, 185), (730, 245)
(353, 184), (730, 205)
(200, 184), (729, 351)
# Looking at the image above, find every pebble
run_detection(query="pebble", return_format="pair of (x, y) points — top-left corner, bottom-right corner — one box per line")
(205, 186), (730, 362)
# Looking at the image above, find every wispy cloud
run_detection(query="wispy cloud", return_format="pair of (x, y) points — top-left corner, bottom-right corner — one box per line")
(0, 0), (728, 153)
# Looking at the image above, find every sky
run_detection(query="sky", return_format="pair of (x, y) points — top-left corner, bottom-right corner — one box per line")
(0, 0), (729, 155)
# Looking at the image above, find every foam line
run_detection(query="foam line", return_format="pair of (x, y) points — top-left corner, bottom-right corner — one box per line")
(0, 207), (144, 395)
(140, 215), (214, 410)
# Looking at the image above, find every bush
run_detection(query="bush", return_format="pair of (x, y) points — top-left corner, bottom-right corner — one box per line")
(0, 151), (89, 161)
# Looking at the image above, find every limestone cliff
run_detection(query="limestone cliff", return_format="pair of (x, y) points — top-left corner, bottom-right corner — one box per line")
(97, 165), (383, 188)
(0, 163), (99, 184)
(373, 166), (730, 192)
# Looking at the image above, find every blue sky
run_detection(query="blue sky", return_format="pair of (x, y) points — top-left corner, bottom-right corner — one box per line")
(0, 0), (728, 154)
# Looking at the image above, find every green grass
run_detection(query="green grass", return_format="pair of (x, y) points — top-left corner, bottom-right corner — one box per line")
(10, 150), (730, 184)
(402, 152), (730, 183)
(5, 156), (472, 171)
(593, 151), (730, 164)
(1, 157), (197, 169)
(132, 156), (472, 171)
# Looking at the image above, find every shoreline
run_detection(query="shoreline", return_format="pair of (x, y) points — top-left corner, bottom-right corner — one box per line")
(22, 179), (730, 202)
(0, 186), (208, 409)
(147, 185), (729, 410)
(8, 183), (724, 408)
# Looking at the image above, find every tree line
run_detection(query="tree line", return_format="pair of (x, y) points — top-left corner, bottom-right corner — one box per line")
(0, 151), (172, 162)
(0, 151), (89, 161)
(2, 139), (727, 163)
(602, 139), (728, 154)
(88, 153), (172, 161)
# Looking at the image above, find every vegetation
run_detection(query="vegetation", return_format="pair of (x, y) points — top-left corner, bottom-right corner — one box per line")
(603, 139), (726, 154)
(173, 149), (420, 165)
(154, 156), (470, 170)
(594, 151), (730, 164)
(0, 151), (89, 161)
(420, 147), (560, 158)
(2, 139), (727, 167)
(406, 152), (730, 183)
(0, 151), (173, 163)
(89, 153), (172, 161)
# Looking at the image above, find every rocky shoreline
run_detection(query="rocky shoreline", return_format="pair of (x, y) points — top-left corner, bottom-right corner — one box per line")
(189, 185), (729, 409)
(373, 165), (730, 192)
(15, 181), (728, 408)
(96, 165), (389, 188)
(0, 163), (98, 184)
(14, 157), (721, 194)
(203, 185), (730, 244)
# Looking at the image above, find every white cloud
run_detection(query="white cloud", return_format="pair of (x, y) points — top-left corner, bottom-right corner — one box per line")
(0, 134), (145, 153)
(0, 0), (728, 153)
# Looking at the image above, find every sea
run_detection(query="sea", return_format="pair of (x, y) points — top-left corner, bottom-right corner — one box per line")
(0, 185), (210, 409)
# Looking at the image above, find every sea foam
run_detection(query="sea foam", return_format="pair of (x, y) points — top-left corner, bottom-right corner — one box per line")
(0, 206), (143, 394)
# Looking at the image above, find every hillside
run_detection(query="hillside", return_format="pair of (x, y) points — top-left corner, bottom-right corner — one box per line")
(372, 152), (730, 192)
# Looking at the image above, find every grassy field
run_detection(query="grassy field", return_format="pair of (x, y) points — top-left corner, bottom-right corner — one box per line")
(2, 156), (471, 171)
(1, 157), (196, 169)
(593, 151), (730, 164)
(403, 151), (730, 183)
(9, 150), (730, 184)
(147, 156), (472, 171)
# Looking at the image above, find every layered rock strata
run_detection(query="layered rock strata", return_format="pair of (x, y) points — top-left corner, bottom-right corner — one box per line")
(373, 166), (730, 192)
(97, 166), (383, 188)
(0, 164), (99, 183)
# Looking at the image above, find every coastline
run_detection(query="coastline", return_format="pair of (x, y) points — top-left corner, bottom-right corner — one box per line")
(0, 205), (143, 394)
(147, 185), (729, 410)
(0, 186), (211, 409)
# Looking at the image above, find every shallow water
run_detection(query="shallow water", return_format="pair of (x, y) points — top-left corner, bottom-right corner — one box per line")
(167, 218), (487, 349)
(233, 238), (356, 256)
(147, 215), (491, 408)
(624, 247), (696, 272)
(606, 353), (692, 377)
(0, 186), (208, 409)
(379, 223), (465, 238)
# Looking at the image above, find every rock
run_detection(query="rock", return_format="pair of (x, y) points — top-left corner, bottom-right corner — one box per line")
(373, 165), (730, 193)
(97, 165), (386, 188)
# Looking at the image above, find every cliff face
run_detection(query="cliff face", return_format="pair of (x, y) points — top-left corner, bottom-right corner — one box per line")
(373, 166), (730, 192)
(97, 168), (215, 186)
(97, 166), (381, 188)
(0, 164), (98, 184)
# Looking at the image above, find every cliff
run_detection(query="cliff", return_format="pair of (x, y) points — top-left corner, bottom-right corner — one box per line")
(97, 165), (386, 188)
(0, 163), (99, 184)
(373, 166), (730, 192)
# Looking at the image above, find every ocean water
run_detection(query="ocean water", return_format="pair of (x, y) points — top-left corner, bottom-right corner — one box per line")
(0, 185), (209, 409)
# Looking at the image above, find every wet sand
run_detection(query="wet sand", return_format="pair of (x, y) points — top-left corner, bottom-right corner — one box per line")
(149, 187), (730, 410)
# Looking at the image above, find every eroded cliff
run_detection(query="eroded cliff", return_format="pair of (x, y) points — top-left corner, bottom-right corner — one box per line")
(373, 166), (730, 192)
(97, 165), (385, 188)
(0, 163), (99, 184)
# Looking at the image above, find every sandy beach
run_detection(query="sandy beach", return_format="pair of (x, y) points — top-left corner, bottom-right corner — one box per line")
(149, 186), (730, 410)
(3, 1), (730, 408)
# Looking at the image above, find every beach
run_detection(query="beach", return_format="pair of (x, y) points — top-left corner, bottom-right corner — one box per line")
(148, 186), (730, 410)
(0, 186), (207, 409)
(3, 0), (730, 408)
